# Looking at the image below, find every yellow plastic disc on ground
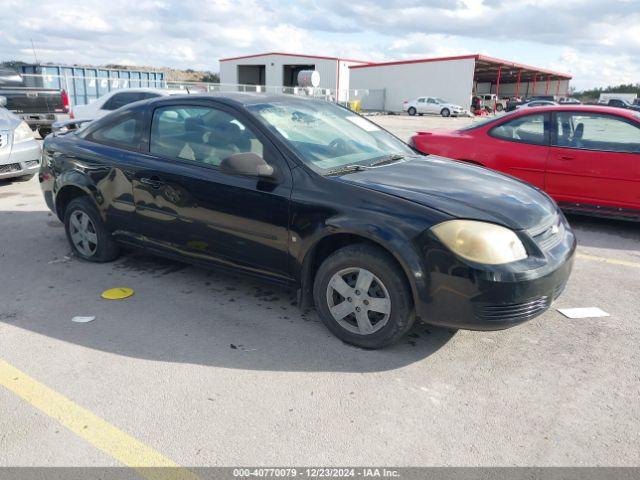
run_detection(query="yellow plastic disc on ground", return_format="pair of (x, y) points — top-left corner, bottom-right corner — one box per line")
(101, 287), (134, 300)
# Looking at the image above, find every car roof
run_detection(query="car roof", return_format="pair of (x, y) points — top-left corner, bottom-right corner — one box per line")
(133, 92), (322, 108)
(512, 104), (640, 119)
(106, 88), (184, 96)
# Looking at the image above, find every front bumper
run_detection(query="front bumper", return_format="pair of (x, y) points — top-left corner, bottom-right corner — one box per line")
(18, 113), (70, 133)
(0, 138), (41, 180)
(417, 222), (576, 330)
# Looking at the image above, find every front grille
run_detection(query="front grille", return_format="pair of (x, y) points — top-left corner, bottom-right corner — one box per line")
(0, 131), (8, 149)
(0, 163), (21, 174)
(529, 215), (563, 252)
(475, 296), (551, 322)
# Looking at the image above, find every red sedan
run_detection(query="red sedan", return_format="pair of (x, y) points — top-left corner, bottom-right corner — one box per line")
(411, 105), (640, 221)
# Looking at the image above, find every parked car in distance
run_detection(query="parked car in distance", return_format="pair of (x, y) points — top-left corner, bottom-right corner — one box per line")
(411, 105), (640, 221)
(0, 99), (42, 181)
(515, 100), (558, 110)
(598, 93), (637, 105)
(477, 93), (507, 112)
(0, 68), (70, 137)
(558, 97), (581, 105)
(40, 94), (575, 348)
(605, 98), (640, 113)
(403, 96), (468, 117)
(71, 88), (190, 121)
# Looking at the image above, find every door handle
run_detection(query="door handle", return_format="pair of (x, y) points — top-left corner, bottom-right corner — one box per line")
(140, 177), (164, 189)
(559, 155), (575, 161)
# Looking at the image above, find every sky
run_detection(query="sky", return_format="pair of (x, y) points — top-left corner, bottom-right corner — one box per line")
(1, 0), (639, 90)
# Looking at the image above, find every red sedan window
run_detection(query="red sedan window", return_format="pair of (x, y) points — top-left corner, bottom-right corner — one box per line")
(489, 113), (547, 146)
(554, 112), (640, 153)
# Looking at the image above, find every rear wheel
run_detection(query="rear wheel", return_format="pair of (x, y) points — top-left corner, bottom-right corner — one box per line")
(64, 197), (120, 262)
(313, 244), (414, 349)
(440, 108), (450, 117)
(407, 107), (416, 116)
(496, 103), (504, 112)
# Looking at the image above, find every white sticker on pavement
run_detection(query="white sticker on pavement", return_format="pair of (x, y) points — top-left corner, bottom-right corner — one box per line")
(71, 316), (96, 323)
(557, 308), (610, 319)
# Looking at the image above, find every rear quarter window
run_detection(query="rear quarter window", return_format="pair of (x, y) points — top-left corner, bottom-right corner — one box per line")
(85, 113), (143, 150)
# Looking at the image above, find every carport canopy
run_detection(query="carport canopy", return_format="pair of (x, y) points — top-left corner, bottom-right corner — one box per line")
(474, 54), (572, 99)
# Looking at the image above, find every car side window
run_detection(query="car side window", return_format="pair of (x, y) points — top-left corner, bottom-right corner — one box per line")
(489, 113), (547, 145)
(554, 112), (640, 153)
(149, 106), (264, 167)
(417, 98), (425, 103)
(87, 114), (142, 149)
(427, 98), (436, 104)
(103, 92), (158, 111)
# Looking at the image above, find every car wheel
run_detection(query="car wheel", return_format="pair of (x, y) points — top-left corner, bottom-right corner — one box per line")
(12, 174), (35, 182)
(64, 197), (120, 262)
(407, 107), (416, 116)
(496, 104), (504, 112)
(440, 108), (450, 117)
(313, 244), (415, 349)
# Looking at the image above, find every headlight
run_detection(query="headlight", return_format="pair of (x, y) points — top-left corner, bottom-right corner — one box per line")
(431, 220), (527, 265)
(13, 121), (34, 143)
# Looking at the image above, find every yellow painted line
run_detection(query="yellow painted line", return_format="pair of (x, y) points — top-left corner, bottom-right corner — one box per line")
(577, 252), (640, 269)
(0, 360), (199, 480)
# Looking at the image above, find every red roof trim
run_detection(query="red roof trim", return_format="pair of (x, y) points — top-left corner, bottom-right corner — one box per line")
(349, 54), (479, 69)
(349, 53), (571, 79)
(219, 52), (370, 64)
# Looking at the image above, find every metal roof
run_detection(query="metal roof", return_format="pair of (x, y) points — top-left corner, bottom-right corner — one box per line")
(349, 54), (571, 80)
(219, 52), (370, 64)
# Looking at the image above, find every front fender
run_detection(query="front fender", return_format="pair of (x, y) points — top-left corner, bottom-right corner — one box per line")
(296, 215), (431, 319)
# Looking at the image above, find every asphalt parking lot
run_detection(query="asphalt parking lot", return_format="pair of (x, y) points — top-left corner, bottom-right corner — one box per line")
(1, 115), (639, 469)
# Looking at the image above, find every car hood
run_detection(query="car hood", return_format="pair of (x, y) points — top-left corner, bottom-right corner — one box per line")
(334, 156), (558, 230)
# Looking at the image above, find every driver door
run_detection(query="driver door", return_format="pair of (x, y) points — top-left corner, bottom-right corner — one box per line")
(133, 102), (293, 280)
(425, 97), (439, 114)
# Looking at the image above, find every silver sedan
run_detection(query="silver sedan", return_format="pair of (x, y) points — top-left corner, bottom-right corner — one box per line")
(0, 98), (41, 181)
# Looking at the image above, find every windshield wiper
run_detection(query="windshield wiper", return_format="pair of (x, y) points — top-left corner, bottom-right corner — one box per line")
(369, 153), (405, 167)
(324, 164), (369, 176)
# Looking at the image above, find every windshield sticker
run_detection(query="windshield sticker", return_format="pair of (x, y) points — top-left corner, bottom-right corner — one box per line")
(345, 116), (380, 132)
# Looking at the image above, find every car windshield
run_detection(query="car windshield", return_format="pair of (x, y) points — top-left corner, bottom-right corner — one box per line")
(246, 100), (414, 174)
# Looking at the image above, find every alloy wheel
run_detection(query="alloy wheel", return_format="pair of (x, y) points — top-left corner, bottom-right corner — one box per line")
(69, 210), (98, 257)
(326, 267), (391, 335)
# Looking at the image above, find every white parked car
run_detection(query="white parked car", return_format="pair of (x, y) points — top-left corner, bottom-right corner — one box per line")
(0, 97), (41, 181)
(403, 97), (468, 117)
(515, 100), (558, 110)
(72, 88), (189, 121)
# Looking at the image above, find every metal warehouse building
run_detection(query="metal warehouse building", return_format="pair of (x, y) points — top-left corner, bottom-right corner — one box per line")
(219, 52), (369, 101)
(350, 54), (572, 112)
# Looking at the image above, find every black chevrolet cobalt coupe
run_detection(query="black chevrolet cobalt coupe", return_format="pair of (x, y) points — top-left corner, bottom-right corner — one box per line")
(40, 94), (575, 348)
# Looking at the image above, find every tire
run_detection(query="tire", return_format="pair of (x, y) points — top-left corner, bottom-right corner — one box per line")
(63, 197), (120, 262)
(496, 104), (504, 112)
(407, 107), (416, 116)
(440, 108), (450, 117)
(12, 174), (35, 182)
(313, 244), (415, 349)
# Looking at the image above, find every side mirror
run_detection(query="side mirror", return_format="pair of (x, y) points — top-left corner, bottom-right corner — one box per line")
(220, 152), (275, 178)
(0, 96), (6, 107)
